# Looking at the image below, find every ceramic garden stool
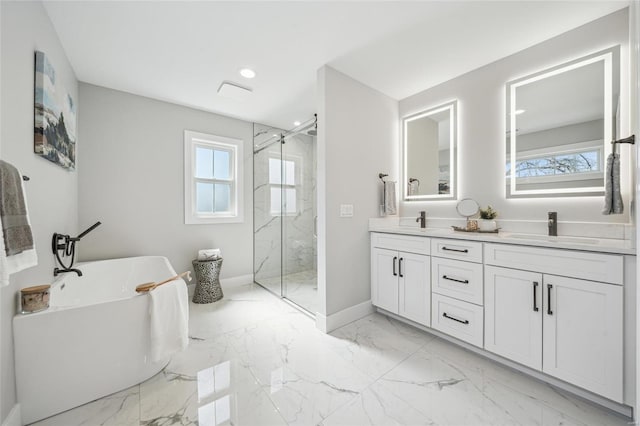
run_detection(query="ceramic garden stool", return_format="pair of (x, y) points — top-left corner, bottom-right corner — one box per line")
(191, 258), (224, 303)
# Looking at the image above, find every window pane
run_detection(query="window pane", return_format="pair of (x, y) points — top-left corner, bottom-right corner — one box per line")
(284, 188), (296, 213)
(214, 149), (230, 179)
(196, 182), (214, 212)
(269, 158), (281, 184)
(195, 147), (213, 179)
(270, 187), (281, 214)
(283, 160), (295, 185)
(215, 184), (231, 212)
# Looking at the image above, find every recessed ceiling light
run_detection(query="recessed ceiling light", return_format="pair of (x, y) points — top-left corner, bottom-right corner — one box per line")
(293, 121), (301, 126)
(239, 68), (256, 79)
(514, 109), (526, 115)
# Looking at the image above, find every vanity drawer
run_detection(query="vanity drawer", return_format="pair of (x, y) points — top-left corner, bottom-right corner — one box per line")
(484, 243), (623, 285)
(432, 257), (483, 305)
(371, 232), (430, 255)
(431, 238), (482, 263)
(432, 293), (483, 348)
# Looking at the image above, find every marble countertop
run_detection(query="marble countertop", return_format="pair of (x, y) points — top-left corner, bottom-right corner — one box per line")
(369, 225), (636, 255)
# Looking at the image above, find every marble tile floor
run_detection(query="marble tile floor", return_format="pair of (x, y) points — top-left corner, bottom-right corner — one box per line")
(256, 269), (318, 314)
(32, 283), (631, 426)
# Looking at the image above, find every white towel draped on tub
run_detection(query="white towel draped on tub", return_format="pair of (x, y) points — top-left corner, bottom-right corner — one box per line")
(149, 280), (189, 362)
(0, 160), (37, 285)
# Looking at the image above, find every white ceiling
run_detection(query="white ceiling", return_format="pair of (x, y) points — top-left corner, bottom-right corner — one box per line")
(42, 1), (628, 131)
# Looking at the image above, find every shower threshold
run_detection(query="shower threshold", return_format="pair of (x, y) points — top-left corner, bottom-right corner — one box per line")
(255, 269), (317, 315)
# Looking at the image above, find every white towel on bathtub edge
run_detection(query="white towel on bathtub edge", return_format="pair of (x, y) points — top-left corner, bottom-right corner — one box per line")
(149, 280), (189, 362)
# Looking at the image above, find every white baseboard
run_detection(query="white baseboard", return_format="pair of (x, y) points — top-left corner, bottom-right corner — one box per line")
(316, 300), (374, 333)
(2, 404), (21, 426)
(220, 274), (253, 288)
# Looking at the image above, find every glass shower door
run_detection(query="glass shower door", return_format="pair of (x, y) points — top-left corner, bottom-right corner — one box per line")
(281, 132), (317, 313)
(253, 131), (282, 296)
(253, 120), (317, 315)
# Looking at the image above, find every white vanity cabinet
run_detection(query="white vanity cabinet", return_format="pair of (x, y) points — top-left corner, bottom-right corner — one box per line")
(484, 244), (624, 403)
(370, 233), (431, 326)
(430, 238), (484, 347)
(542, 274), (623, 402)
(370, 230), (631, 408)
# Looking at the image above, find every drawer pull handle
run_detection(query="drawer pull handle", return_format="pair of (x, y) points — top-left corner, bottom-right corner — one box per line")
(532, 281), (539, 312)
(547, 284), (553, 315)
(442, 312), (469, 325)
(442, 247), (469, 253)
(392, 257), (397, 277)
(442, 275), (469, 284)
(399, 257), (404, 278)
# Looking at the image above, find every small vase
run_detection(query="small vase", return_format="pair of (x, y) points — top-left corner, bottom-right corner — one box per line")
(478, 219), (497, 232)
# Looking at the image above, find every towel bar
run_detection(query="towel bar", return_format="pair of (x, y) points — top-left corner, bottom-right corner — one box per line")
(611, 135), (635, 145)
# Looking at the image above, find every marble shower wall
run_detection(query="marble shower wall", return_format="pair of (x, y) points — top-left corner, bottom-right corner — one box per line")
(253, 123), (317, 284)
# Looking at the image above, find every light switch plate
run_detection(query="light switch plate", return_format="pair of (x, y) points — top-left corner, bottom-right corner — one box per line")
(340, 204), (354, 217)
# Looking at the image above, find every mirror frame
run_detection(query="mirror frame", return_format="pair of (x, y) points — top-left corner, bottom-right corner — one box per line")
(402, 100), (457, 201)
(505, 47), (619, 198)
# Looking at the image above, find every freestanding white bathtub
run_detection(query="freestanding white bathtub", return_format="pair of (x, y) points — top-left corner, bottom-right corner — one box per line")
(13, 256), (185, 424)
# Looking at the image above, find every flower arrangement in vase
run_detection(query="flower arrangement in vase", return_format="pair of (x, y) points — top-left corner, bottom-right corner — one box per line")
(478, 205), (498, 231)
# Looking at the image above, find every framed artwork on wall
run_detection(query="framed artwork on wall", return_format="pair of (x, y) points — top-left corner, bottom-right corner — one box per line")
(34, 51), (76, 170)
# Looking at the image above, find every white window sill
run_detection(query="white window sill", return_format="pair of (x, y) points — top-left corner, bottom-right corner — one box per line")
(186, 214), (244, 225)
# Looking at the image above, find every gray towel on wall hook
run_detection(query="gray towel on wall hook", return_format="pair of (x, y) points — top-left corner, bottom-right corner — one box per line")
(602, 152), (623, 215)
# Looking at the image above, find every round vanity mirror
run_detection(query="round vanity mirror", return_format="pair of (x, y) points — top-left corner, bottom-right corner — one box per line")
(456, 198), (479, 218)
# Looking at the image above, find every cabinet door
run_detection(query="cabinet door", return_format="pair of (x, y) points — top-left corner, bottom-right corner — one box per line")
(542, 275), (623, 402)
(484, 266), (542, 370)
(371, 248), (399, 314)
(398, 252), (430, 326)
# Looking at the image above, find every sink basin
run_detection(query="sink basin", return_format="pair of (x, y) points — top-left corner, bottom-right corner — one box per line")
(506, 234), (600, 245)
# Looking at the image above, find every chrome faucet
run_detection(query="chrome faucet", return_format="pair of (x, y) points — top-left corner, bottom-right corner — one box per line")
(548, 212), (558, 236)
(416, 211), (426, 229)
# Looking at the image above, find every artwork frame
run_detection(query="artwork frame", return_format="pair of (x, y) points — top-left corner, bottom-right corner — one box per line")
(34, 51), (76, 170)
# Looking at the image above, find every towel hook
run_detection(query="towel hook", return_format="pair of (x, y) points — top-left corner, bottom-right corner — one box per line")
(378, 173), (388, 183)
(22, 175), (29, 181)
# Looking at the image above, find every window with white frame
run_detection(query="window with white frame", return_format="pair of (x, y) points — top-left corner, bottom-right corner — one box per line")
(184, 130), (243, 224)
(269, 157), (298, 216)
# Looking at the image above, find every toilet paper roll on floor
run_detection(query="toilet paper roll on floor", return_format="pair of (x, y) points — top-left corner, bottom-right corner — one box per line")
(198, 249), (221, 260)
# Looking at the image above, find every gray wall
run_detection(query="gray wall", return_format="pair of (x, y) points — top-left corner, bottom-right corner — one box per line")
(400, 9), (630, 223)
(0, 1), (79, 422)
(317, 66), (398, 317)
(77, 83), (254, 279)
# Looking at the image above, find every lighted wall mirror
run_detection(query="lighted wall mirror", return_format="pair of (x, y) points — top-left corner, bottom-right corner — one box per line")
(506, 46), (620, 198)
(403, 100), (457, 201)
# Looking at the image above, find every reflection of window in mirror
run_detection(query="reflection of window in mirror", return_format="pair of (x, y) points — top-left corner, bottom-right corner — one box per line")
(403, 100), (457, 201)
(506, 46), (619, 198)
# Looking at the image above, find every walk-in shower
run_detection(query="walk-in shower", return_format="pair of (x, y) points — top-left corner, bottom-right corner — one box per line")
(253, 116), (317, 314)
